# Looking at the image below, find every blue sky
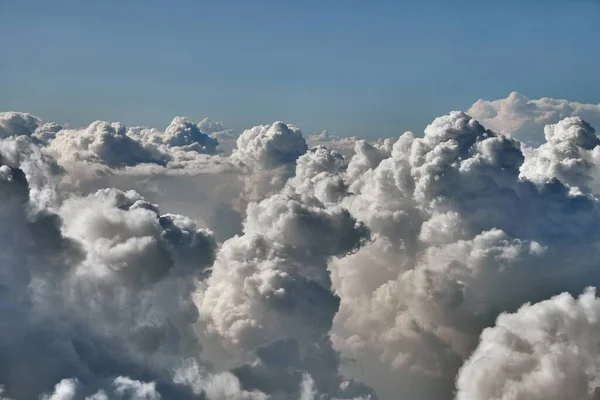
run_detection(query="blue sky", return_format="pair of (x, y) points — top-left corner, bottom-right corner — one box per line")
(1, 0), (599, 138)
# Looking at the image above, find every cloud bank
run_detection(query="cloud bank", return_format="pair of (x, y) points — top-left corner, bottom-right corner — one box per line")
(469, 91), (600, 145)
(2, 93), (600, 399)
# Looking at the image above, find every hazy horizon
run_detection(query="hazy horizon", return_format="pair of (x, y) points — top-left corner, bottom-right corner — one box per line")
(2, 1), (600, 138)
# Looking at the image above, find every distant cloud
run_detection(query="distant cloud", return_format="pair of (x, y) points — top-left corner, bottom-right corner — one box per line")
(307, 129), (360, 159)
(469, 91), (600, 144)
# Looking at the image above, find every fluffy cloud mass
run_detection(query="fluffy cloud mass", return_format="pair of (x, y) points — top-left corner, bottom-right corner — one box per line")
(456, 288), (600, 400)
(2, 93), (600, 399)
(469, 91), (600, 144)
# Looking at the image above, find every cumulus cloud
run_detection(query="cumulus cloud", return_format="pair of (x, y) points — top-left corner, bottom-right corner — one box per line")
(4, 101), (600, 400)
(0, 111), (377, 399)
(197, 193), (368, 349)
(0, 111), (41, 138)
(38, 377), (164, 400)
(0, 138), (221, 398)
(47, 121), (166, 167)
(174, 359), (267, 400)
(40, 379), (79, 400)
(42, 116), (233, 192)
(521, 116), (600, 194)
(230, 121), (308, 205)
(469, 91), (600, 144)
(283, 145), (349, 206)
(307, 130), (360, 159)
(129, 117), (220, 155)
(196, 193), (373, 399)
(232, 122), (307, 171)
(322, 110), (600, 399)
(198, 118), (237, 140)
(456, 288), (600, 400)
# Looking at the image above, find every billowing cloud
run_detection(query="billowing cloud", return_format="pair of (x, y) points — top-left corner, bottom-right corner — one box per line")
(0, 111), (42, 138)
(520, 116), (600, 194)
(456, 288), (600, 400)
(469, 91), (600, 144)
(325, 111), (600, 399)
(285, 145), (349, 205)
(231, 121), (308, 205)
(4, 101), (600, 400)
(232, 122), (307, 171)
(0, 114), (376, 399)
(47, 121), (166, 167)
(198, 118), (237, 141)
(307, 130), (360, 159)
(197, 193), (369, 349)
(0, 137), (220, 398)
(129, 117), (220, 155)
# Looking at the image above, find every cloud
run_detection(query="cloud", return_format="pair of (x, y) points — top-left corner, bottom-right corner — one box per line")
(47, 121), (167, 168)
(41, 379), (79, 400)
(38, 377), (165, 400)
(4, 101), (600, 399)
(307, 130), (360, 159)
(174, 359), (268, 400)
(198, 118), (237, 141)
(468, 91), (600, 144)
(112, 377), (162, 400)
(230, 121), (309, 205)
(196, 176), (373, 398)
(284, 145), (349, 205)
(232, 121), (307, 171)
(197, 192), (369, 349)
(0, 139), (220, 398)
(520, 116), (600, 194)
(0, 111), (41, 138)
(129, 117), (220, 155)
(456, 288), (600, 400)
(0, 116), (376, 399)
(324, 110), (600, 399)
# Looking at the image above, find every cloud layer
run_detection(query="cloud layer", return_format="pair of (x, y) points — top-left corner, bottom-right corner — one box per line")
(469, 91), (600, 144)
(2, 93), (600, 399)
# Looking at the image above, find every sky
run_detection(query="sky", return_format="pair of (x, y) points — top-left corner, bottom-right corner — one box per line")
(1, 0), (599, 138)
(7, 2), (600, 400)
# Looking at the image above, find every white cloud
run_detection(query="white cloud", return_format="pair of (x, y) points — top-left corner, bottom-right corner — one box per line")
(129, 116), (220, 154)
(230, 121), (308, 206)
(3, 102), (600, 399)
(456, 288), (600, 400)
(520, 116), (600, 194)
(113, 377), (161, 400)
(0, 111), (41, 138)
(307, 130), (360, 159)
(47, 121), (166, 167)
(174, 359), (268, 400)
(469, 91), (600, 144)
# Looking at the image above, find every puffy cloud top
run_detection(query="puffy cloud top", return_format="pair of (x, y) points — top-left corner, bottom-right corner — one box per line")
(48, 121), (165, 167)
(456, 288), (600, 400)
(0, 111), (41, 138)
(232, 122), (308, 170)
(4, 101), (600, 399)
(544, 116), (600, 149)
(162, 117), (220, 153)
(198, 192), (369, 349)
(469, 91), (600, 144)
(521, 117), (600, 192)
